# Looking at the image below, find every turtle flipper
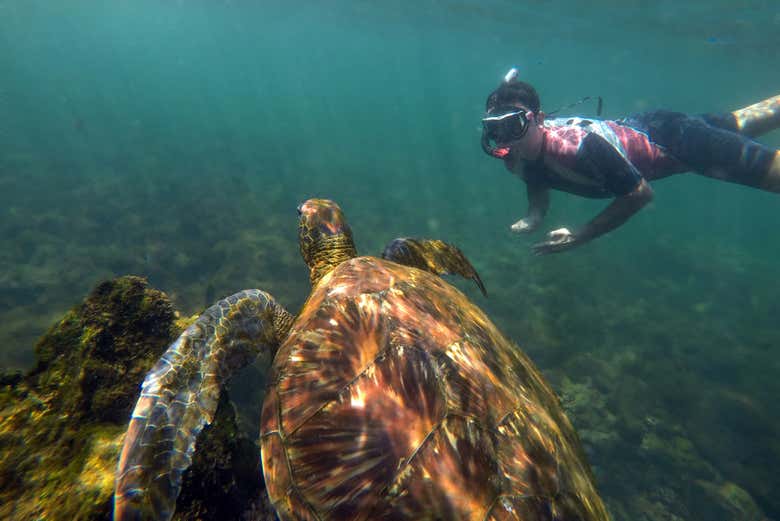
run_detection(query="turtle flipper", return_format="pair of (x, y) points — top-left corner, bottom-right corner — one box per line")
(114, 289), (293, 521)
(381, 237), (487, 296)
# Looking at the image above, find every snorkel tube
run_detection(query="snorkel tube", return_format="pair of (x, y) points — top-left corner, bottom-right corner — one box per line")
(481, 67), (520, 159)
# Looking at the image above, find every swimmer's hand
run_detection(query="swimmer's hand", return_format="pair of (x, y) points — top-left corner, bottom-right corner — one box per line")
(532, 227), (578, 255)
(510, 218), (539, 233)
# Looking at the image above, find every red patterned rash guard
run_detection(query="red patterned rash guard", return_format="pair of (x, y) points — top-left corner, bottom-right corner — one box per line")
(506, 117), (686, 199)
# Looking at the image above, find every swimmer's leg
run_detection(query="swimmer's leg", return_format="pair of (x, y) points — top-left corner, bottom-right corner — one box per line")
(678, 121), (780, 192)
(702, 95), (780, 138)
(627, 109), (780, 192)
(732, 95), (780, 137)
(762, 154), (780, 191)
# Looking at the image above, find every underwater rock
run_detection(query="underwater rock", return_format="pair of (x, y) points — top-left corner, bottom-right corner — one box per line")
(637, 421), (715, 483)
(690, 480), (767, 521)
(29, 275), (179, 423)
(625, 491), (688, 521)
(0, 275), (273, 520)
(555, 352), (774, 521)
(685, 388), (780, 517)
(174, 390), (275, 521)
(0, 276), (175, 519)
(558, 376), (620, 454)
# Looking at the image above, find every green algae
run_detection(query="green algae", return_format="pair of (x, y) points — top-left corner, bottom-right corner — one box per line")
(31, 276), (178, 424)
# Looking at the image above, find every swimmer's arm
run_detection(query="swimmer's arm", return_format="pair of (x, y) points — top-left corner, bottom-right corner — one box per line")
(575, 178), (653, 244)
(511, 182), (549, 233)
(533, 178), (653, 255)
(533, 133), (653, 254)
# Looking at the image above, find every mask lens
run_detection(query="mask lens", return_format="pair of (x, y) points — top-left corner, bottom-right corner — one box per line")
(482, 111), (529, 143)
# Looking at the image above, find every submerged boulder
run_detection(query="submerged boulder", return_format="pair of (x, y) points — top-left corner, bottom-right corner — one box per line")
(0, 276), (273, 520)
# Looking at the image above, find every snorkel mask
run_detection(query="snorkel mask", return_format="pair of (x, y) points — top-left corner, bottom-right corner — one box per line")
(481, 67), (530, 159)
(481, 109), (531, 157)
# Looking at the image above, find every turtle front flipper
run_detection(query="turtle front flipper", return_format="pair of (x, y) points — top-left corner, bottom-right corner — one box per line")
(381, 237), (487, 296)
(114, 289), (293, 521)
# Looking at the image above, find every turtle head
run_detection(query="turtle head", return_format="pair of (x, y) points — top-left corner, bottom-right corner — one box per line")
(297, 199), (358, 286)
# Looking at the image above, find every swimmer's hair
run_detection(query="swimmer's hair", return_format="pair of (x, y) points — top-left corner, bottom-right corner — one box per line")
(486, 79), (541, 114)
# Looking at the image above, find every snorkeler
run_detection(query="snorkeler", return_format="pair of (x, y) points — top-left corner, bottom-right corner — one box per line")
(481, 68), (780, 255)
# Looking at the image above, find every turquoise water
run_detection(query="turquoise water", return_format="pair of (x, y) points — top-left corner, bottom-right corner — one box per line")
(1, 1), (779, 518)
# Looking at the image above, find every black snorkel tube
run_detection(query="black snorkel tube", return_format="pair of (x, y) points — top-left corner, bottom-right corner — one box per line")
(481, 67), (520, 159)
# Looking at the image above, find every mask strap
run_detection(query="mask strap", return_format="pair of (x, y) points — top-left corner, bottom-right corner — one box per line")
(546, 96), (603, 117)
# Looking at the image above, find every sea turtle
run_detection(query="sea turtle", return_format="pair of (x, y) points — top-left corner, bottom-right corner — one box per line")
(114, 198), (609, 521)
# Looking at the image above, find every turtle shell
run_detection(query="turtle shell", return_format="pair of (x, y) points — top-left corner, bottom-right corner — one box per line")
(260, 256), (608, 521)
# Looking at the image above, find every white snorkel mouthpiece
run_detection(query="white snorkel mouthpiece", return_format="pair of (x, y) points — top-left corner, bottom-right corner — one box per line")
(503, 67), (519, 83)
